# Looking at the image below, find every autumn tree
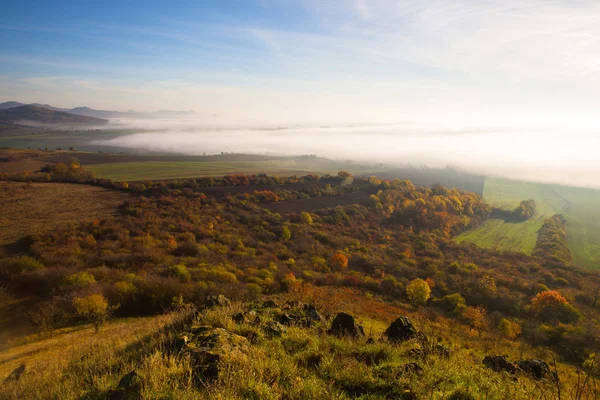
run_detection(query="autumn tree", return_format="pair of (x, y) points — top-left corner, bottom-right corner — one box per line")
(498, 318), (521, 341)
(530, 290), (581, 323)
(73, 294), (111, 333)
(463, 305), (488, 336)
(330, 252), (349, 270)
(281, 225), (291, 240)
(300, 211), (313, 226)
(406, 278), (431, 306)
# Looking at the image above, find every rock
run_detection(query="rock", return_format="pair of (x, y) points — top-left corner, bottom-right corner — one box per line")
(483, 355), (519, 374)
(366, 337), (376, 345)
(189, 349), (222, 381)
(517, 359), (550, 380)
(384, 317), (418, 343)
(232, 312), (245, 324)
(4, 364), (26, 383)
(402, 362), (424, 375)
(184, 326), (248, 382)
(263, 300), (279, 308)
(203, 294), (231, 309)
(303, 304), (324, 324)
(284, 300), (304, 309)
(433, 343), (450, 359)
(264, 321), (287, 337)
(107, 370), (142, 400)
(328, 312), (365, 337)
(277, 313), (295, 326)
(405, 348), (425, 358)
(172, 334), (189, 351)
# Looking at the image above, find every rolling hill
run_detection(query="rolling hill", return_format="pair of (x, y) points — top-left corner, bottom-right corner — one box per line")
(0, 105), (107, 126)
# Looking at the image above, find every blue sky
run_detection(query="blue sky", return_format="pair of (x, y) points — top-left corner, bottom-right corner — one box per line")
(2, 0), (600, 125)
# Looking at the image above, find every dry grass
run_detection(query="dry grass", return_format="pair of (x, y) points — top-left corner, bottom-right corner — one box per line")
(0, 313), (184, 400)
(0, 182), (128, 246)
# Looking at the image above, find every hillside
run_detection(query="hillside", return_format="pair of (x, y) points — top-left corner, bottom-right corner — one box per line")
(0, 168), (599, 398)
(2, 294), (595, 399)
(457, 177), (600, 269)
(0, 105), (107, 126)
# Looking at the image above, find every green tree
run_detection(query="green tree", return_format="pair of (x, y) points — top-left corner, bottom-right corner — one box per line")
(406, 278), (431, 306)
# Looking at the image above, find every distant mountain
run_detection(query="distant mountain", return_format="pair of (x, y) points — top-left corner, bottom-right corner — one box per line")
(0, 101), (25, 110)
(68, 106), (131, 119)
(0, 101), (195, 119)
(0, 105), (108, 126)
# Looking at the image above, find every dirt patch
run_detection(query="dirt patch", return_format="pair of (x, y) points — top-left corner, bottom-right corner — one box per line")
(263, 191), (369, 215)
(0, 182), (129, 247)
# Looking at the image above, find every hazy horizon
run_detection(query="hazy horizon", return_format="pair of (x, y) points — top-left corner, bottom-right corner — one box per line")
(2, 0), (600, 188)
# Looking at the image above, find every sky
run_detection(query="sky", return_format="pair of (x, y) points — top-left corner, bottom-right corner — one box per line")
(2, 0), (600, 187)
(2, 0), (600, 125)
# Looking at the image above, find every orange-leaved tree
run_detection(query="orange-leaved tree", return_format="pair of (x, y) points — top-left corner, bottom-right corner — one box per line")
(330, 252), (349, 270)
(530, 290), (580, 323)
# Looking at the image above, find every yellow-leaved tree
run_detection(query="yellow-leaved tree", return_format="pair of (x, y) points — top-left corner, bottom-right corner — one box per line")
(406, 278), (431, 306)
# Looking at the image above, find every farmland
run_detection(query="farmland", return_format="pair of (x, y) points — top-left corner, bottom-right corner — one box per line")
(0, 181), (128, 249)
(456, 177), (600, 269)
(85, 160), (382, 182)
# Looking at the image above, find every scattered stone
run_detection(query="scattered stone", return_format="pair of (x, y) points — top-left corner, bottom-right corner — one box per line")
(303, 304), (324, 324)
(517, 359), (551, 380)
(184, 326), (248, 382)
(203, 295), (231, 309)
(483, 355), (519, 374)
(107, 370), (142, 400)
(277, 313), (295, 326)
(263, 300), (279, 308)
(405, 348), (425, 358)
(384, 317), (418, 343)
(4, 364), (26, 383)
(172, 334), (189, 351)
(402, 362), (424, 376)
(366, 337), (376, 345)
(190, 349), (222, 381)
(232, 312), (245, 324)
(433, 343), (451, 359)
(328, 312), (365, 337)
(284, 300), (304, 309)
(264, 321), (287, 337)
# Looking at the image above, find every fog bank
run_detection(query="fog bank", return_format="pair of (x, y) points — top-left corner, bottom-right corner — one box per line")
(92, 120), (600, 189)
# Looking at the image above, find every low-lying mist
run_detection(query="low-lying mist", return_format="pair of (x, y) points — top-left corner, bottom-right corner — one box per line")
(92, 119), (600, 189)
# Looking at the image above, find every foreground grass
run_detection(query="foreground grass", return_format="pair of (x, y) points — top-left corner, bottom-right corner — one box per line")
(0, 313), (185, 400)
(457, 177), (600, 268)
(1, 292), (597, 400)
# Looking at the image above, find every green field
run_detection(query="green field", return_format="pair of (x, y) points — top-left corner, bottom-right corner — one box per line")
(86, 160), (383, 182)
(456, 177), (600, 269)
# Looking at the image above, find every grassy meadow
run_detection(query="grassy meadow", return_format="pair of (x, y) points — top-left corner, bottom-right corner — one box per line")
(457, 177), (600, 269)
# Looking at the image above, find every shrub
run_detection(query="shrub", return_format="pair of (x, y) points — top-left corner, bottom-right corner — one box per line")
(65, 272), (97, 288)
(170, 264), (191, 282)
